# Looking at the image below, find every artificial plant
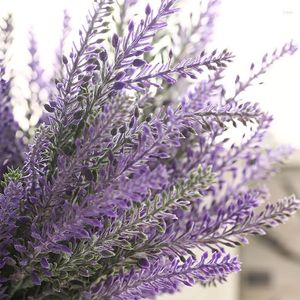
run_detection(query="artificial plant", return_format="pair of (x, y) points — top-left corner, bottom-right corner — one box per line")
(0, 0), (299, 299)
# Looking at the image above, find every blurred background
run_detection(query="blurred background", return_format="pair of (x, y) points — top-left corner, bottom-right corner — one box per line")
(1, 0), (300, 299)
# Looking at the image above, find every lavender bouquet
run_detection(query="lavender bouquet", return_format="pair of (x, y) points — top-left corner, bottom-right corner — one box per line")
(0, 0), (299, 299)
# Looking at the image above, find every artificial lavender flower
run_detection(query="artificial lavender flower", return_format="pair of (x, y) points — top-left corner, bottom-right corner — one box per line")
(90, 252), (241, 299)
(0, 0), (299, 299)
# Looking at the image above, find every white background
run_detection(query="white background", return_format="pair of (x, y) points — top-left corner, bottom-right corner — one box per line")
(1, 0), (300, 147)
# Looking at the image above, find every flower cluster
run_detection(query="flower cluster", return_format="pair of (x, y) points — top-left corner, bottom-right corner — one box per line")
(0, 0), (299, 299)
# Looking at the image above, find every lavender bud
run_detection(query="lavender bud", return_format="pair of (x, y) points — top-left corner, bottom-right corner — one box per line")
(262, 53), (268, 63)
(112, 33), (119, 49)
(14, 244), (26, 253)
(56, 82), (64, 89)
(49, 100), (57, 108)
(111, 127), (118, 136)
(113, 81), (126, 90)
(44, 104), (55, 113)
(62, 55), (68, 65)
(133, 59), (146, 67)
(145, 114), (152, 122)
(179, 255), (186, 263)
(134, 50), (144, 56)
(134, 107), (140, 118)
(41, 257), (50, 269)
(99, 49), (108, 62)
(115, 71), (125, 81)
(82, 75), (91, 83)
(145, 4), (151, 16)
(142, 46), (154, 52)
(125, 67), (135, 77)
(128, 20), (134, 32)
(221, 87), (226, 97)
(138, 257), (150, 269)
(85, 64), (97, 72)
